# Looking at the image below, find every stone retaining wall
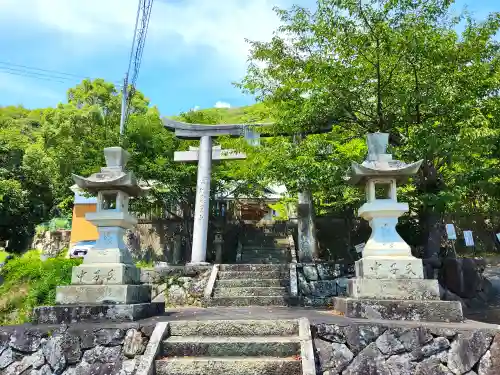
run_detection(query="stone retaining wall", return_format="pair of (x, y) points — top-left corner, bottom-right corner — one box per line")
(296, 263), (354, 304)
(1, 319), (499, 375)
(140, 265), (211, 307)
(295, 258), (496, 309)
(312, 322), (500, 374)
(0, 323), (155, 375)
(31, 230), (71, 258)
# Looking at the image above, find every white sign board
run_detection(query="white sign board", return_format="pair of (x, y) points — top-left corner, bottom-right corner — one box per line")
(463, 230), (474, 247)
(445, 224), (457, 240)
(354, 242), (365, 254)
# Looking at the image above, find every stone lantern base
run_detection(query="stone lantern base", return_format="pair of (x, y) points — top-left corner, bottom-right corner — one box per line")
(31, 249), (165, 324)
(331, 257), (464, 322)
(331, 297), (463, 322)
(31, 270), (165, 324)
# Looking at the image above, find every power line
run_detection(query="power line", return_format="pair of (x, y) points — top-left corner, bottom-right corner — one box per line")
(129, 0), (154, 90)
(0, 67), (73, 84)
(0, 61), (91, 80)
(0, 61), (123, 87)
(120, 0), (155, 136)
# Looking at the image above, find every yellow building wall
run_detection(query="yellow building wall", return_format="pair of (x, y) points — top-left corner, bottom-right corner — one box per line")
(70, 203), (98, 245)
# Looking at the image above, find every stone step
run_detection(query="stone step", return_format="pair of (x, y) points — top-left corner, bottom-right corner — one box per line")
(168, 319), (299, 336)
(301, 296), (336, 307)
(242, 241), (279, 246)
(156, 357), (302, 375)
(243, 247), (289, 253)
(218, 271), (288, 280)
(162, 336), (301, 357)
(243, 247), (289, 252)
(219, 264), (289, 272)
(241, 254), (289, 260)
(205, 296), (290, 307)
(240, 257), (288, 264)
(213, 287), (287, 297)
(241, 246), (289, 253)
(215, 279), (287, 288)
(241, 253), (289, 259)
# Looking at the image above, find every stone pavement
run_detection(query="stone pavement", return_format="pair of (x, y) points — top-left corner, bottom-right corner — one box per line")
(3, 306), (499, 332)
(157, 306), (498, 329)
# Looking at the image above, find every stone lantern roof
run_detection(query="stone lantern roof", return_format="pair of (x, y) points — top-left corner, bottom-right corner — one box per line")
(71, 147), (144, 197)
(348, 133), (423, 185)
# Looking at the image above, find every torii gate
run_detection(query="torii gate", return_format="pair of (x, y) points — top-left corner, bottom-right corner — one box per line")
(163, 119), (268, 265)
(163, 118), (334, 265)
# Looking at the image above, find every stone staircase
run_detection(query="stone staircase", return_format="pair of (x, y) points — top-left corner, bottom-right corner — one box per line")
(155, 319), (303, 375)
(206, 264), (292, 306)
(238, 226), (291, 264)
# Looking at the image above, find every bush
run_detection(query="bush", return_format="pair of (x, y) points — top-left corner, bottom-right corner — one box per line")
(0, 250), (81, 324)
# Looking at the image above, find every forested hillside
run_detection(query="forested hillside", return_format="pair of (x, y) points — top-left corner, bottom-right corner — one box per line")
(1, 0), (500, 259)
(0, 85), (273, 252)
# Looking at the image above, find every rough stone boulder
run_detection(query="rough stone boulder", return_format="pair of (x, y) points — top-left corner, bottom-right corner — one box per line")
(342, 342), (390, 375)
(447, 330), (493, 374)
(10, 329), (44, 353)
(478, 333), (500, 375)
(440, 258), (485, 299)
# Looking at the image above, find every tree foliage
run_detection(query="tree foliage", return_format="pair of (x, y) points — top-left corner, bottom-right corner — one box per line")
(1, 0), (499, 258)
(0, 80), (184, 252)
(239, 0), (500, 256)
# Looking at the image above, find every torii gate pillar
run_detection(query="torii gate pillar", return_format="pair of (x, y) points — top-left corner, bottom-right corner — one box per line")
(191, 135), (212, 264)
(173, 136), (246, 265)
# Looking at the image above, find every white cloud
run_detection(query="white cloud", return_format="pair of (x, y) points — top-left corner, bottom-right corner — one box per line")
(0, 0), (289, 73)
(191, 105), (200, 111)
(214, 101), (231, 109)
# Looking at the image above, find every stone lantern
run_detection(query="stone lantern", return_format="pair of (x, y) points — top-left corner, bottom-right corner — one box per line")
(349, 133), (422, 263)
(214, 231), (224, 264)
(32, 147), (164, 324)
(332, 133), (463, 322)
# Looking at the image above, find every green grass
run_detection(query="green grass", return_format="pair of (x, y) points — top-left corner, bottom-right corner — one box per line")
(0, 249), (81, 325)
(0, 250), (9, 264)
(135, 260), (155, 268)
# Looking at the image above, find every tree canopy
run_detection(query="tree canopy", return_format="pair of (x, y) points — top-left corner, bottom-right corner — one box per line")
(1, 0), (499, 258)
(238, 0), (500, 256)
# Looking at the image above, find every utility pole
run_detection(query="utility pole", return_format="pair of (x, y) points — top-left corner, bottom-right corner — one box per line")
(119, 73), (129, 138)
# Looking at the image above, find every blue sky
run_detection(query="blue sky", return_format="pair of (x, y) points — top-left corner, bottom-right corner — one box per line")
(0, 0), (497, 117)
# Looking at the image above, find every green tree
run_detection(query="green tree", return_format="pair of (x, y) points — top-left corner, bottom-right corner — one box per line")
(240, 0), (500, 257)
(0, 79), (156, 251)
(0, 106), (54, 250)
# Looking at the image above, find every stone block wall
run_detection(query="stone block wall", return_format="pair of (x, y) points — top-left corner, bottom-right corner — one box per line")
(31, 230), (71, 258)
(295, 263), (354, 305)
(312, 322), (499, 374)
(0, 323), (155, 375)
(140, 265), (212, 307)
